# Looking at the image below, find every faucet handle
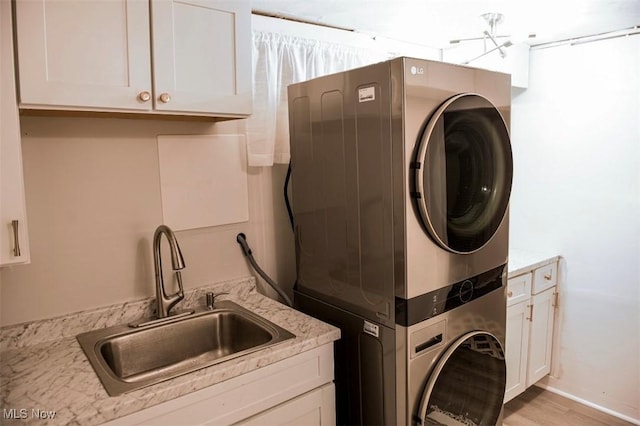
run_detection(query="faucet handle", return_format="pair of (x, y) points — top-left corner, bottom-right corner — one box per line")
(205, 291), (229, 310)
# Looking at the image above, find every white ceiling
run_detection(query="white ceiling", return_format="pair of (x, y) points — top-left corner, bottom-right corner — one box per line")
(251, 0), (640, 48)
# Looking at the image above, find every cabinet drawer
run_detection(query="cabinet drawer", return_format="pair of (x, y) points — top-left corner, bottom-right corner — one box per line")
(507, 273), (532, 306)
(532, 262), (558, 294)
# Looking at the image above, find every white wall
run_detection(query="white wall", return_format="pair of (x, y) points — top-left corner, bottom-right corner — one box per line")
(0, 116), (274, 325)
(509, 35), (640, 420)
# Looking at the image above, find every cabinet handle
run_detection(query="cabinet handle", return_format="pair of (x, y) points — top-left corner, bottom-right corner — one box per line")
(552, 291), (559, 308)
(507, 290), (513, 298)
(138, 91), (151, 102)
(526, 304), (534, 322)
(544, 273), (552, 281)
(11, 220), (21, 257)
(159, 93), (171, 103)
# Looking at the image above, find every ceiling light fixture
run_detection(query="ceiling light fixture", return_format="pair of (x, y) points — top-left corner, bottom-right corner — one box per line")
(481, 13), (508, 58)
(463, 39), (513, 64)
(449, 12), (535, 64)
(449, 12), (510, 44)
(460, 12), (519, 64)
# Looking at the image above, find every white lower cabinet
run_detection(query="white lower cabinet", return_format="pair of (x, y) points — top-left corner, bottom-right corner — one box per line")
(104, 344), (335, 426)
(237, 384), (335, 426)
(504, 291), (530, 401)
(527, 286), (556, 386)
(504, 261), (558, 402)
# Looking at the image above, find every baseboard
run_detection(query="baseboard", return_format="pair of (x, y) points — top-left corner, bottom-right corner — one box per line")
(534, 383), (640, 426)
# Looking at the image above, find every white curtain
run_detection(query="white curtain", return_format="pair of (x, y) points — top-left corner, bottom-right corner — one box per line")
(246, 32), (390, 167)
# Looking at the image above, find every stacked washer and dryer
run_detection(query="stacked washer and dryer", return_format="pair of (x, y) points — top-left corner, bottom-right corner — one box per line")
(288, 57), (513, 425)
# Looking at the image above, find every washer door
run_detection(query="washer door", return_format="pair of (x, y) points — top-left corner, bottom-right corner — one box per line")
(413, 93), (512, 254)
(416, 331), (506, 426)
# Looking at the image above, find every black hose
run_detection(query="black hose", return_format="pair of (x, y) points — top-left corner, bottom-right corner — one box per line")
(236, 233), (293, 307)
(284, 162), (295, 231)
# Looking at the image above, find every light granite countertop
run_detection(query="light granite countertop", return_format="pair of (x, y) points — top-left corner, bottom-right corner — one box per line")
(0, 277), (340, 425)
(508, 248), (561, 277)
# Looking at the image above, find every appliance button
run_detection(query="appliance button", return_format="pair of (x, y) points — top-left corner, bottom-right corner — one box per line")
(459, 280), (474, 303)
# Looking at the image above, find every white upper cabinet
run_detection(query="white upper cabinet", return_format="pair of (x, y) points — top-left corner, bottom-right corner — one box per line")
(15, 0), (152, 112)
(151, 0), (252, 115)
(14, 0), (251, 118)
(1, 0), (30, 266)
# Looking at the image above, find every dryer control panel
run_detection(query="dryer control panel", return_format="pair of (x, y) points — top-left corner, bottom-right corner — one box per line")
(395, 264), (505, 327)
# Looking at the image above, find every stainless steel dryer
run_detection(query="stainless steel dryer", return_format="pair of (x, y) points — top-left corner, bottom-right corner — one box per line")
(400, 267), (507, 425)
(288, 57), (512, 425)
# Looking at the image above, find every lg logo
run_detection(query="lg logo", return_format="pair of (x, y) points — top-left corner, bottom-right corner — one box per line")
(410, 65), (424, 75)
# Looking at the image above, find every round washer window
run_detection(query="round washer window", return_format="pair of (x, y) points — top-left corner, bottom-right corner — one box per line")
(414, 94), (513, 254)
(416, 331), (506, 426)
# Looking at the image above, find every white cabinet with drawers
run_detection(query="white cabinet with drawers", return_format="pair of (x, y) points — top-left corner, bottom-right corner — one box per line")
(13, 0), (251, 118)
(504, 259), (559, 402)
(104, 344), (335, 426)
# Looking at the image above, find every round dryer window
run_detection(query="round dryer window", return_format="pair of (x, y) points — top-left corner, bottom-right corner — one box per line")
(413, 93), (513, 254)
(416, 331), (506, 426)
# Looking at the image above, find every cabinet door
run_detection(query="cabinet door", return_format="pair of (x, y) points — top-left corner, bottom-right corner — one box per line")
(527, 287), (556, 386)
(15, 0), (152, 111)
(504, 300), (530, 402)
(1, 0), (30, 266)
(151, 0), (252, 116)
(238, 384), (336, 426)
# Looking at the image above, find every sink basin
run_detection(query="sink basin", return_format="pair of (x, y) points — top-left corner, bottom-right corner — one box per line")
(77, 300), (295, 396)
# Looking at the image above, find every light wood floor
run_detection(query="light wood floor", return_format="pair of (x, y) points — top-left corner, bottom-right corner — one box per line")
(503, 386), (634, 426)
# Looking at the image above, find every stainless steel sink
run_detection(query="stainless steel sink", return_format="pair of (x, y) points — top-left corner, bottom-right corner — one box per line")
(77, 300), (295, 396)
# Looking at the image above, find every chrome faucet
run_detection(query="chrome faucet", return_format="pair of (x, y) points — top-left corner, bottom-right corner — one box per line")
(153, 225), (186, 318)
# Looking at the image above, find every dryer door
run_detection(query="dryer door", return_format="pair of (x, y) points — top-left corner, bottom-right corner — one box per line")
(413, 93), (512, 254)
(415, 331), (506, 426)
